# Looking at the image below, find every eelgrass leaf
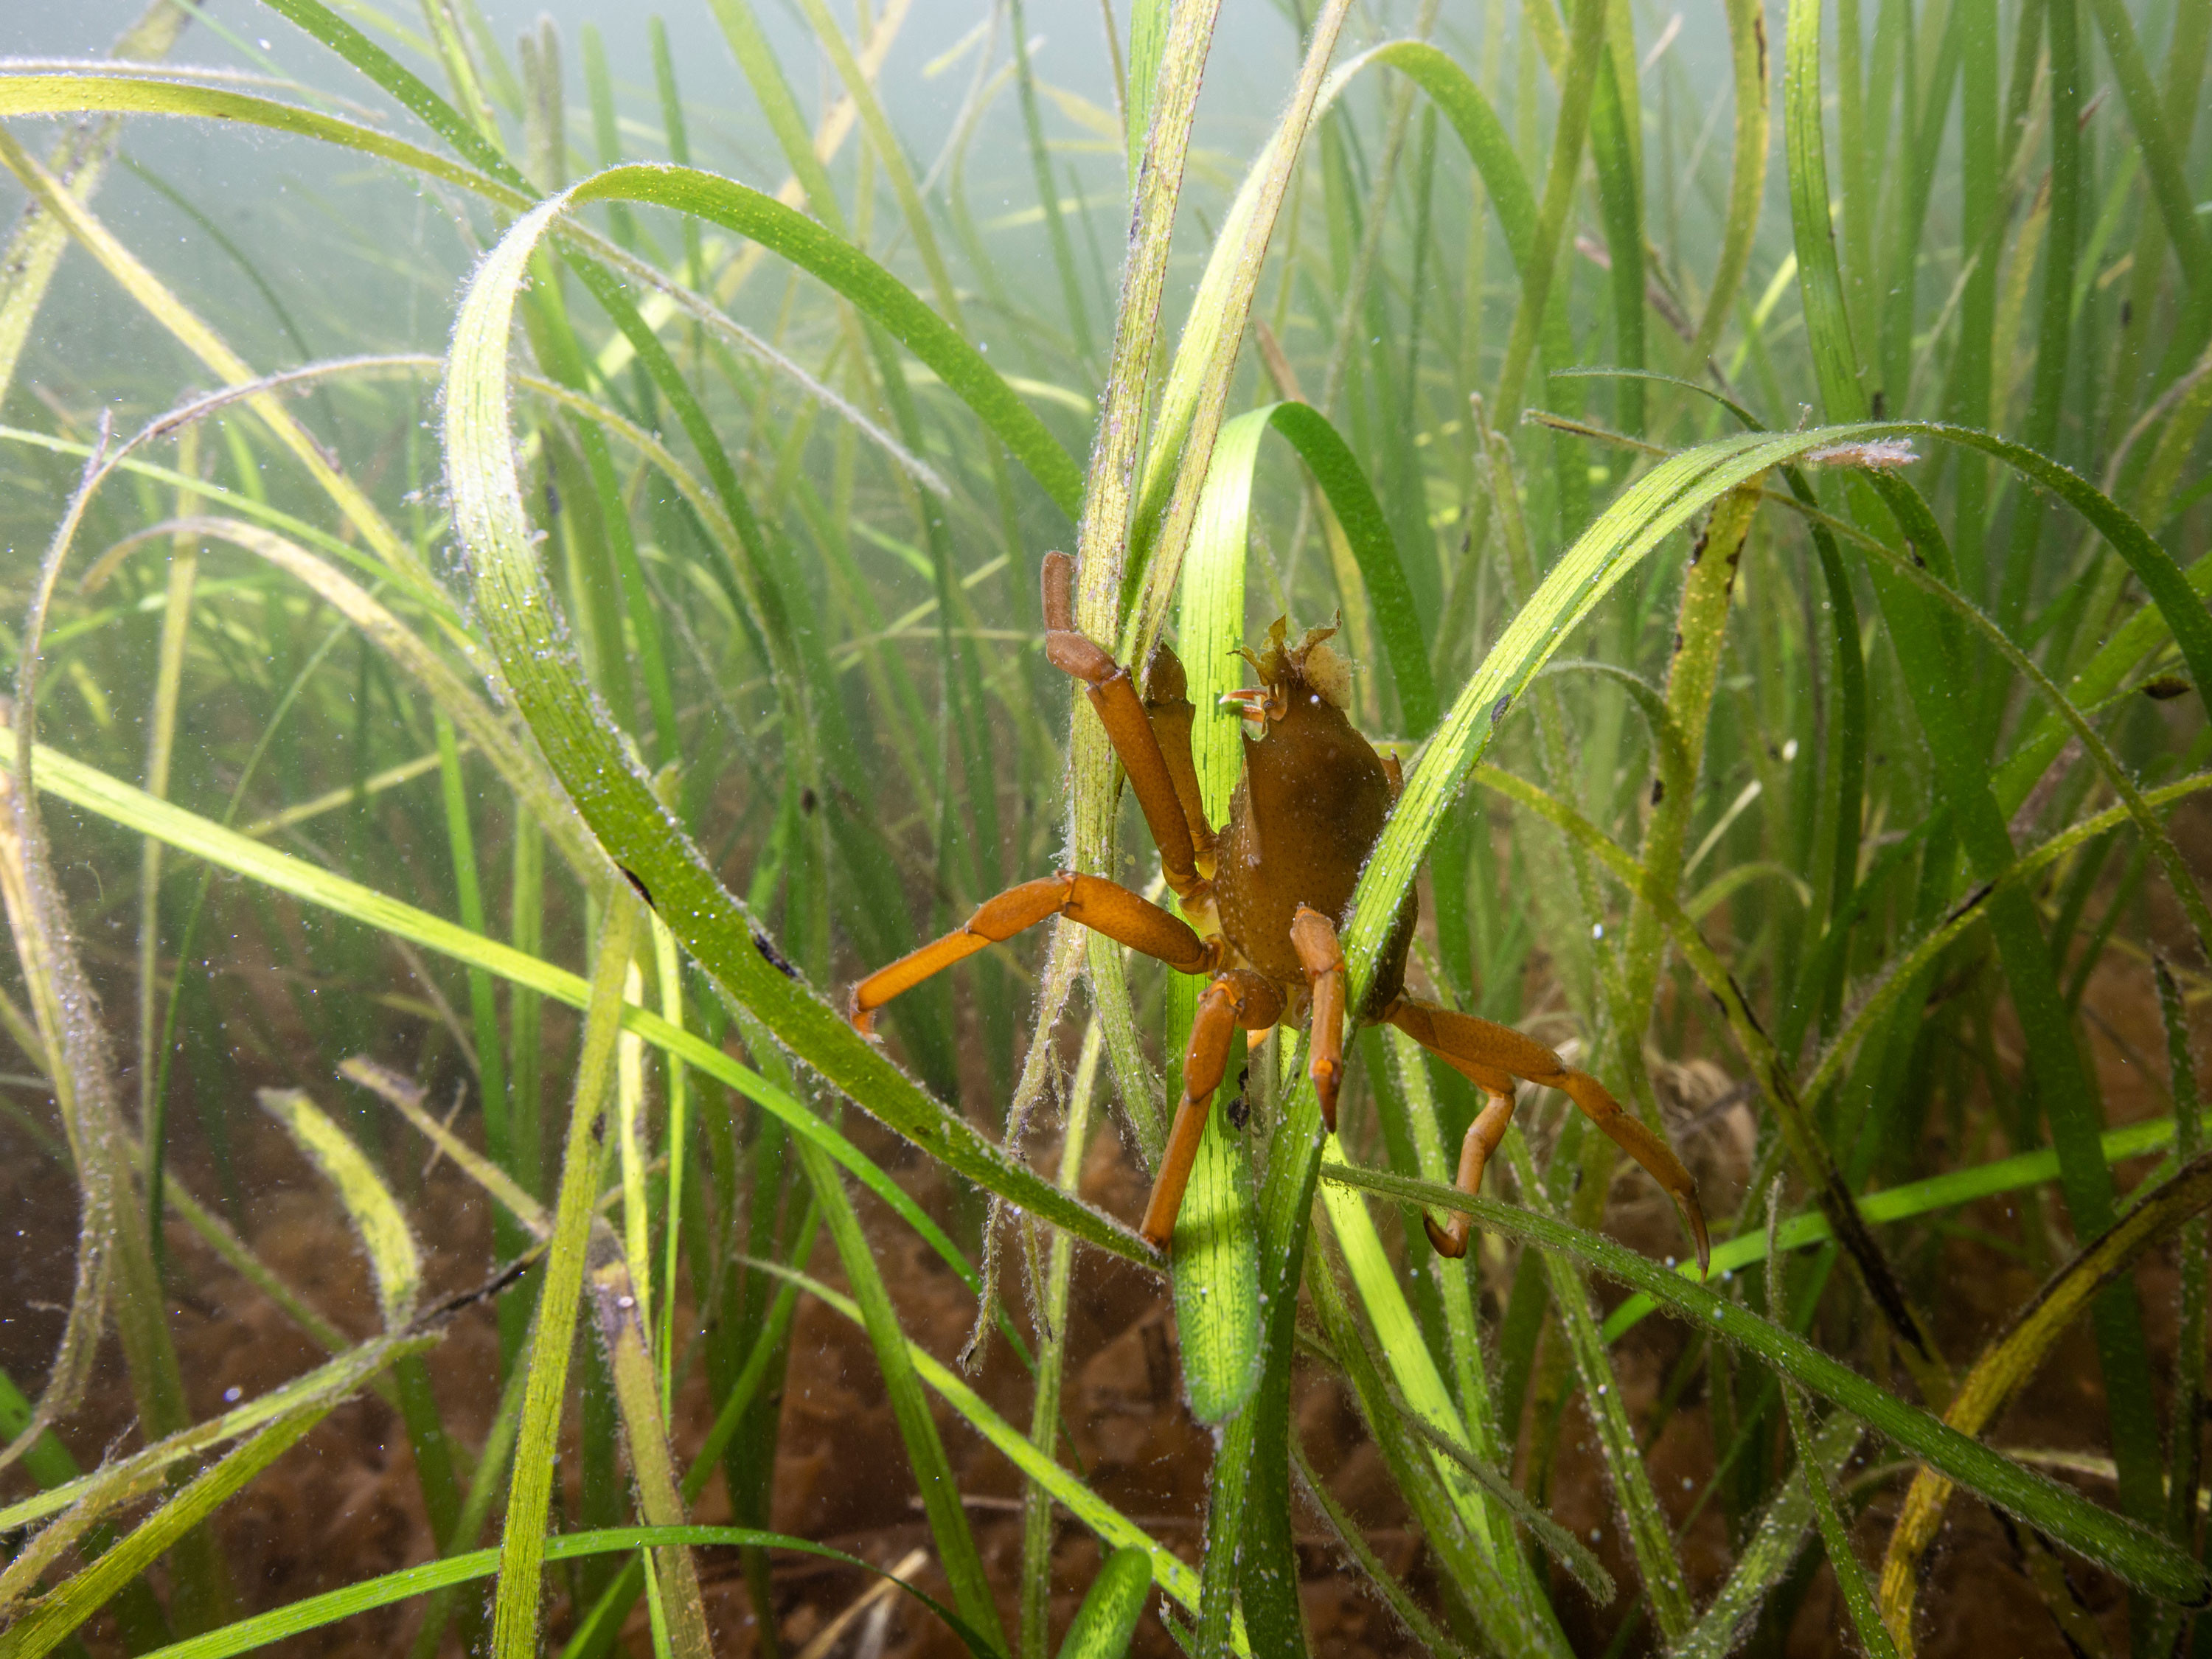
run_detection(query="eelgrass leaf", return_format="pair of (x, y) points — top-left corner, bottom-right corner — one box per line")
(1168, 428), (1269, 1638)
(1670, 1408), (1868, 1659)
(0, 122), (423, 585)
(1054, 1548), (1152, 1659)
(488, 891), (637, 1659)
(1992, 540), (2212, 816)
(799, 1141), (1009, 1653)
(703, 0), (845, 232)
(1370, 1025), (1547, 1590)
(0, 1334), (428, 1541)
(1228, 1055), (1328, 1658)
(1122, 0), (1168, 184)
(0, 1403), (328, 1659)
(1340, 38), (1573, 394)
(1163, 1059), (1260, 1426)
(546, 167), (1071, 510)
(1498, 1133), (1694, 1640)
(441, 182), (1151, 1266)
(1021, 1024), (1107, 1659)
(1586, 49), (1646, 434)
(650, 917), (690, 1412)
(1121, 0), (1351, 667)
(1301, 1239), (1565, 1655)
(1288, 1440), (1476, 1659)
(254, 0), (525, 185)
(1491, 0), (1608, 425)
(1007, 0), (1093, 366)
(0, 1369), (78, 1494)
(1877, 421), (2212, 700)
(1877, 1152), (2212, 1638)
(583, 1252), (714, 1659)
(1055, 0), (1220, 1157)
(104, 511), (597, 879)
(1765, 1185), (1900, 1659)
(0, 80), (1006, 504)
(0, 449), (199, 1531)
(556, 1186), (832, 1656)
(0, 0), (192, 406)
(0, 728), (1022, 1297)
(1, 413), (426, 597)
(125, 1526), (997, 1659)
(1767, 469), (2212, 958)
(2146, 961), (2211, 1658)
(1319, 1160), (2212, 1606)
(1374, 1379), (1614, 1602)
(416, 0), (500, 142)
(787, 0), (964, 323)
(406, 1338), (529, 1659)
(2084, 0), (2212, 321)
(1781, 10), (2160, 1483)
(1688, 0), (1773, 364)
(254, 1089), (421, 1331)
(740, 1259), (1240, 1651)
(1782, 0), (1869, 418)
(1618, 481), (1759, 1071)
(1315, 1143), (1550, 1585)
(1846, 358), (2163, 1548)
(434, 710), (522, 1310)
(133, 493), (195, 1280)
(1872, 7), (1961, 417)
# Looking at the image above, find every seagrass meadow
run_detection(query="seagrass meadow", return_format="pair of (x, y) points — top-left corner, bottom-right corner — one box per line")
(1, 0), (2211, 1652)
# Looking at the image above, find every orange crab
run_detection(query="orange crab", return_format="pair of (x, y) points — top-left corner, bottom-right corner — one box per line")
(852, 552), (1708, 1268)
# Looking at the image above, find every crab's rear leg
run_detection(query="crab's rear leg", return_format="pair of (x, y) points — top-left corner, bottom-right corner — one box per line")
(1416, 1056), (1520, 1261)
(1141, 968), (1284, 1248)
(1043, 552), (1214, 905)
(850, 872), (1220, 1035)
(1383, 998), (1710, 1273)
(1290, 907), (1351, 1133)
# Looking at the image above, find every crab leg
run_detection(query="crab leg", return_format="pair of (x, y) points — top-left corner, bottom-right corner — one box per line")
(1137, 641), (1217, 872)
(849, 873), (1220, 1035)
(1141, 968), (1284, 1249)
(1042, 552), (1213, 908)
(1423, 1088), (1518, 1259)
(1290, 906), (1350, 1133)
(1377, 1034), (1521, 1259)
(1383, 997), (1710, 1273)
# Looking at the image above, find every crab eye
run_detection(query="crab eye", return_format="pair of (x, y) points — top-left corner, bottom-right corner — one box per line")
(1220, 689), (1269, 734)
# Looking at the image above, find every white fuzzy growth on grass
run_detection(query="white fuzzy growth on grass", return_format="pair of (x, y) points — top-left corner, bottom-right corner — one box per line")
(1804, 436), (1919, 469)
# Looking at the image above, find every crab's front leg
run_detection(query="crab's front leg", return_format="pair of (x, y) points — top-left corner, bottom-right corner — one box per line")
(1290, 906), (1349, 1133)
(1042, 551), (1214, 909)
(1141, 968), (1283, 1249)
(850, 872), (1218, 1034)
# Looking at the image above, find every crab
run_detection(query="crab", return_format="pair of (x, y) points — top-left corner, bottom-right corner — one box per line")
(850, 552), (1708, 1269)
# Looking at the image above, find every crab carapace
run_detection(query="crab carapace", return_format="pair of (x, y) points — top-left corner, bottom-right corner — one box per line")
(850, 551), (1708, 1270)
